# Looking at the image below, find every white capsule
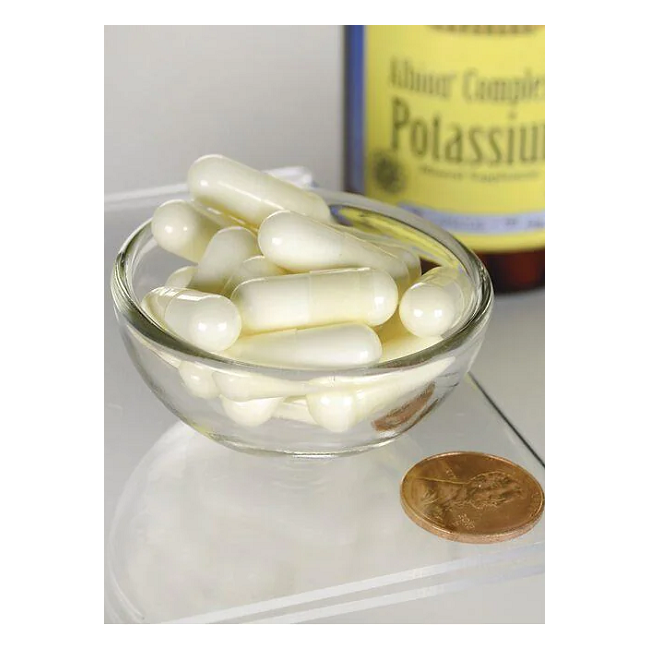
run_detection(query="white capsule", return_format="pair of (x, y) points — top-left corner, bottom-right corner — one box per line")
(188, 198), (250, 230)
(380, 334), (443, 362)
(258, 211), (410, 290)
(138, 296), (182, 369)
(307, 357), (455, 432)
(306, 391), (359, 433)
(231, 268), (397, 334)
(399, 266), (473, 338)
(336, 227), (422, 284)
(189, 227), (260, 294)
(220, 396), (283, 427)
(222, 255), (287, 297)
(151, 200), (223, 263)
(274, 398), (316, 424)
(141, 292), (165, 327)
(187, 154), (333, 226)
(222, 324), (382, 370)
(144, 287), (241, 353)
(166, 265), (197, 289)
(178, 361), (221, 399)
(378, 316), (443, 362)
(374, 242), (421, 285)
(213, 368), (309, 401)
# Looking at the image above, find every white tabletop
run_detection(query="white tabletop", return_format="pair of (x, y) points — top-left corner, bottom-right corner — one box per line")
(471, 289), (545, 462)
(104, 186), (544, 624)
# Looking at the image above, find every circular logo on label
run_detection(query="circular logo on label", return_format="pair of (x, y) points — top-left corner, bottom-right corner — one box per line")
(370, 151), (407, 194)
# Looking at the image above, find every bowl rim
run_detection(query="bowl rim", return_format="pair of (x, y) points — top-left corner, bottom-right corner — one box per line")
(111, 188), (493, 380)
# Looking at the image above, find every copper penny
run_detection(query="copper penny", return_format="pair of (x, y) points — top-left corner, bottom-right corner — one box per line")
(372, 384), (436, 432)
(400, 451), (544, 543)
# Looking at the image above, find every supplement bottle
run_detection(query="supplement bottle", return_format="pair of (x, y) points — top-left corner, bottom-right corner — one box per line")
(344, 25), (545, 292)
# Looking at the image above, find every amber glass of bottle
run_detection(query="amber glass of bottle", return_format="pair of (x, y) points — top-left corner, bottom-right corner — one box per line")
(344, 25), (545, 293)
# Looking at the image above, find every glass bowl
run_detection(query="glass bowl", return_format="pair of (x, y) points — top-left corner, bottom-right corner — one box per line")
(111, 188), (493, 457)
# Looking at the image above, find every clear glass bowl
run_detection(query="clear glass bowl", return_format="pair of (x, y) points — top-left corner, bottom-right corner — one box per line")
(111, 189), (493, 457)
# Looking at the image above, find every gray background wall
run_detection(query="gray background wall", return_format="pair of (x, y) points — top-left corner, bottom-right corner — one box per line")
(105, 26), (344, 195)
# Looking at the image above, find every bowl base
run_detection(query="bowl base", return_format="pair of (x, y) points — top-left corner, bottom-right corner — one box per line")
(199, 428), (402, 459)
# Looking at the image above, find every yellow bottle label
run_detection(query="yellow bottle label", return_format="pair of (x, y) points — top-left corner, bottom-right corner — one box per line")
(362, 26), (545, 252)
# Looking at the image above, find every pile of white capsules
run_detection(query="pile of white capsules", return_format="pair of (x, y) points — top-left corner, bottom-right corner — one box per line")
(142, 155), (472, 432)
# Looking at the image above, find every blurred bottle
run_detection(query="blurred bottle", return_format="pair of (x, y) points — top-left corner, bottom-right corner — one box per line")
(344, 26), (545, 292)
